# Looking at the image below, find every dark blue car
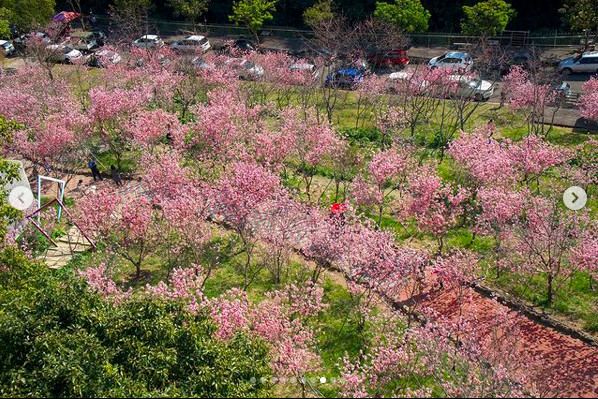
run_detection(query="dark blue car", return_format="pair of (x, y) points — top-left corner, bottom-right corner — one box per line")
(325, 68), (364, 90)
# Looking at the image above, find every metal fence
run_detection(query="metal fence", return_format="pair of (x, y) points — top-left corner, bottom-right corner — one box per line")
(93, 15), (589, 49)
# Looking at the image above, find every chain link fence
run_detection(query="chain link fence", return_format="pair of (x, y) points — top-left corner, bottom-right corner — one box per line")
(93, 15), (590, 49)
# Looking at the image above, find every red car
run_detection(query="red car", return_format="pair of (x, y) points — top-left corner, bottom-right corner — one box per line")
(367, 49), (409, 68)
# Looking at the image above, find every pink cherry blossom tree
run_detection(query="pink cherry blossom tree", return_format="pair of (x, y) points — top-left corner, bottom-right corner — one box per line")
(579, 77), (598, 122)
(502, 66), (561, 137)
(401, 165), (469, 254)
(503, 196), (590, 304)
(76, 189), (158, 278)
(352, 146), (414, 226)
(214, 162), (281, 289)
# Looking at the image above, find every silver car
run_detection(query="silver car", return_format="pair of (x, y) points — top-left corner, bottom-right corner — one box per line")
(448, 75), (494, 101)
(559, 51), (598, 75)
(171, 35), (211, 53)
(0, 40), (15, 56)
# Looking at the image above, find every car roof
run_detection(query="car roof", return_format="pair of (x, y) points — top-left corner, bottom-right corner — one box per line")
(185, 35), (206, 41)
(445, 52), (468, 58)
(338, 68), (360, 74)
(388, 71), (411, 79)
(140, 35), (159, 40)
(582, 51), (598, 57)
(0, 40), (8, 45)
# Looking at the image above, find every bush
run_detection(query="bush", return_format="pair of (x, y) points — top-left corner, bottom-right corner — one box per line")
(0, 248), (272, 398)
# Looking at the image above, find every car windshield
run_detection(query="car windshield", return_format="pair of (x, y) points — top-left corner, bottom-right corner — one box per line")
(243, 62), (256, 70)
(572, 54), (583, 62)
(468, 79), (483, 88)
(199, 38), (208, 45)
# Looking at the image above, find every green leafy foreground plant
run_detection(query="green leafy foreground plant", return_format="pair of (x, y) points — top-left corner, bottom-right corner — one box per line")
(0, 248), (272, 398)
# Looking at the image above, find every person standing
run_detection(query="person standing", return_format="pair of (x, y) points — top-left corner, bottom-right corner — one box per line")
(110, 165), (123, 187)
(90, 11), (97, 29)
(88, 160), (102, 181)
(487, 118), (495, 142)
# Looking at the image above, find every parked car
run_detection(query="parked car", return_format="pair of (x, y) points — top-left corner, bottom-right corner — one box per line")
(71, 32), (100, 53)
(132, 35), (164, 49)
(558, 51), (598, 74)
(289, 61), (321, 80)
(13, 31), (52, 50)
(289, 47), (335, 61)
(171, 35), (211, 53)
(0, 40), (15, 56)
(222, 38), (257, 54)
(191, 56), (215, 70)
(45, 44), (83, 64)
(448, 75), (494, 101)
(386, 71), (430, 93)
(325, 68), (364, 90)
(224, 58), (264, 80)
(86, 49), (121, 68)
(429, 51), (473, 71)
(91, 31), (107, 46)
(367, 49), (409, 69)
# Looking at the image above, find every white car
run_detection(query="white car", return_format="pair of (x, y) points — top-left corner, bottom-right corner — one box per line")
(192, 56), (215, 70)
(45, 44), (83, 63)
(132, 35), (164, 49)
(86, 49), (121, 68)
(224, 58), (264, 80)
(290, 61), (320, 80)
(171, 35), (211, 53)
(429, 51), (473, 71)
(387, 71), (430, 93)
(448, 75), (494, 101)
(0, 40), (15, 56)
(71, 32), (100, 53)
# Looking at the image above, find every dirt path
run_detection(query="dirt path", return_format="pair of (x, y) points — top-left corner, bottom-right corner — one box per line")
(398, 282), (598, 397)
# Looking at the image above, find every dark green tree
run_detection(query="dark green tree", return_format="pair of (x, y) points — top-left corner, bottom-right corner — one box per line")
(303, 0), (334, 28)
(0, 0), (55, 32)
(229, 0), (278, 45)
(373, 0), (431, 33)
(167, 0), (211, 31)
(0, 252), (272, 397)
(461, 0), (516, 37)
(560, 0), (598, 47)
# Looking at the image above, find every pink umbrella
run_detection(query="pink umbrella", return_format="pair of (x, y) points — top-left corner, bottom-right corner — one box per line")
(52, 11), (82, 23)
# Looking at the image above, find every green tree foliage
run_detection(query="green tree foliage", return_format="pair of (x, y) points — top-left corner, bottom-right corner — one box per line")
(0, 7), (12, 38)
(461, 0), (516, 37)
(303, 0), (334, 28)
(373, 0), (431, 33)
(560, 0), (598, 33)
(0, 252), (272, 397)
(229, 0), (278, 44)
(0, 0), (55, 32)
(167, 0), (210, 29)
(0, 118), (21, 243)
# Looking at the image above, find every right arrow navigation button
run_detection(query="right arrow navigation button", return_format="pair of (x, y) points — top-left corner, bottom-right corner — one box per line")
(563, 186), (587, 211)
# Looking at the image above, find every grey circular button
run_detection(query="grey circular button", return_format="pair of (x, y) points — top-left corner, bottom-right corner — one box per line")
(563, 186), (587, 211)
(8, 186), (34, 211)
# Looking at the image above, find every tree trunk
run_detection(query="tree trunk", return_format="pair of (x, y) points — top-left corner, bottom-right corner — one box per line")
(547, 273), (553, 304)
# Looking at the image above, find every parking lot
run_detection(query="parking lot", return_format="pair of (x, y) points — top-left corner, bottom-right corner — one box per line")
(2, 28), (596, 129)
